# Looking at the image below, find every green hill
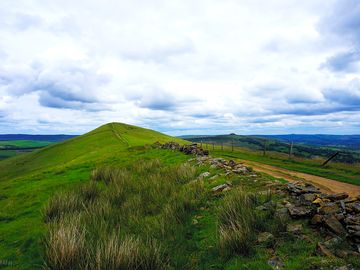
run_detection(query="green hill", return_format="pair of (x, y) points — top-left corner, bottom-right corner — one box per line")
(0, 122), (186, 268)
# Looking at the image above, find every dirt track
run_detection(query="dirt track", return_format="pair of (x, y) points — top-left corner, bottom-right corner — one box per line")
(237, 159), (360, 197)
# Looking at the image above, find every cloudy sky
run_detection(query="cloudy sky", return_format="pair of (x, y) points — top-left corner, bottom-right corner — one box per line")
(0, 0), (360, 135)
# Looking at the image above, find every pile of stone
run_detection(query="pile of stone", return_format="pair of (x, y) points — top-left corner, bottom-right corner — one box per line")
(179, 143), (209, 156)
(282, 181), (360, 254)
(208, 158), (251, 175)
(160, 141), (180, 150)
(158, 141), (209, 156)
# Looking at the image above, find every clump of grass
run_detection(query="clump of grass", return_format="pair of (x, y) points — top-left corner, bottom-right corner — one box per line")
(78, 181), (101, 203)
(218, 189), (260, 257)
(44, 216), (86, 270)
(172, 163), (197, 184)
(95, 234), (141, 269)
(95, 235), (165, 270)
(44, 192), (83, 223)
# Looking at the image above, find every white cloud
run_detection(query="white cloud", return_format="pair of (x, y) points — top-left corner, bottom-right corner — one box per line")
(0, 0), (359, 135)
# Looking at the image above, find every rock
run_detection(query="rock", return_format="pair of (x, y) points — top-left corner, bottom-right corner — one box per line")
(335, 213), (345, 222)
(326, 192), (349, 201)
(198, 172), (211, 179)
(324, 215), (347, 236)
(334, 265), (354, 270)
(161, 141), (180, 150)
(346, 225), (360, 234)
(267, 256), (284, 269)
(319, 203), (341, 215)
(287, 206), (313, 218)
(211, 184), (230, 194)
(275, 207), (289, 221)
(316, 242), (334, 257)
(312, 197), (322, 204)
(301, 193), (317, 203)
(228, 160), (236, 167)
(344, 215), (360, 226)
(257, 232), (274, 244)
(287, 224), (303, 234)
(311, 214), (323, 225)
(351, 202), (360, 213)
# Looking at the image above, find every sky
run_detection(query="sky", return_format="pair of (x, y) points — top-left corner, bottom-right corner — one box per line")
(0, 0), (360, 135)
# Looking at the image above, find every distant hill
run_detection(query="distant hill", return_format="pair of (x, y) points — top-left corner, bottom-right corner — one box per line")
(0, 134), (77, 142)
(255, 134), (360, 149)
(180, 134), (360, 163)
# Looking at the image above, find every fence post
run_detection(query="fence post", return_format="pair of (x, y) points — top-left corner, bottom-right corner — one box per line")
(213, 143), (215, 150)
(289, 141), (293, 159)
(221, 142), (223, 151)
(231, 139), (234, 152)
(263, 139), (267, 156)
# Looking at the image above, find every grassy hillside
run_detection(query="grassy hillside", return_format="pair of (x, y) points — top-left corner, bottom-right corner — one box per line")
(1, 123), (358, 269)
(0, 123), (186, 269)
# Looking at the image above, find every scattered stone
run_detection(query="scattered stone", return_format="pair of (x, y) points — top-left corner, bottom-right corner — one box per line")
(267, 256), (284, 269)
(319, 203), (341, 215)
(334, 265), (354, 270)
(301, 193), (317, 203)
(324, 215), (347, 236)
(326, 193), (349, 202)
(211, 183), (231, 194)
(275, 207), (289, 220)
(198, 172), (211, 179)
(286, 224), (303, 234)
(287, 205), (313, 218)
(311, 214), (323, 225)
(316, 242), (334, 257)
(257, 232), (274, 244)
(351, 202), (360, 213)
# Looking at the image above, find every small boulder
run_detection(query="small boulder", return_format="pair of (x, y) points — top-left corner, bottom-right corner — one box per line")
(198, 172), (211, 179)
(211, 183), (230, 194)
(319, 203), (341, 215)
(267, 256), (284, 269)
(287, 206), (313, 218)
(310, 214), (323, 225)
(257, 232), (274, 244)
(324, 215), (347, 236)
(286, 224), (303, 234)
(326, 192), (349, 201)
(316, 242), (334, 257)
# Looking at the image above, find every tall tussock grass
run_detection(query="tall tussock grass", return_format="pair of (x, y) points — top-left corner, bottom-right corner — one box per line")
(218, 189), (261, 257)
(44, 216), (86, 270)
(44, 159), (204, 269)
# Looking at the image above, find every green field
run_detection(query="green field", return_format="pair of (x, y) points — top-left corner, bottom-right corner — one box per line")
(0, 123), (358, 269)
(0, 140), (53, 148)
(197, 143), (360, 186)
(0, 140), (54, 161)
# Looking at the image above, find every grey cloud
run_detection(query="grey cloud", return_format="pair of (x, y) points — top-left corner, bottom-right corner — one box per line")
(322, 50), (360, 72)
(318, 0), (360, 42)
(134, 90), (176, 111)
(318, 1), (360, 72)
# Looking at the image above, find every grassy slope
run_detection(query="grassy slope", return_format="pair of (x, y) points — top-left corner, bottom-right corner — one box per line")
(0, 122), (186, 269)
